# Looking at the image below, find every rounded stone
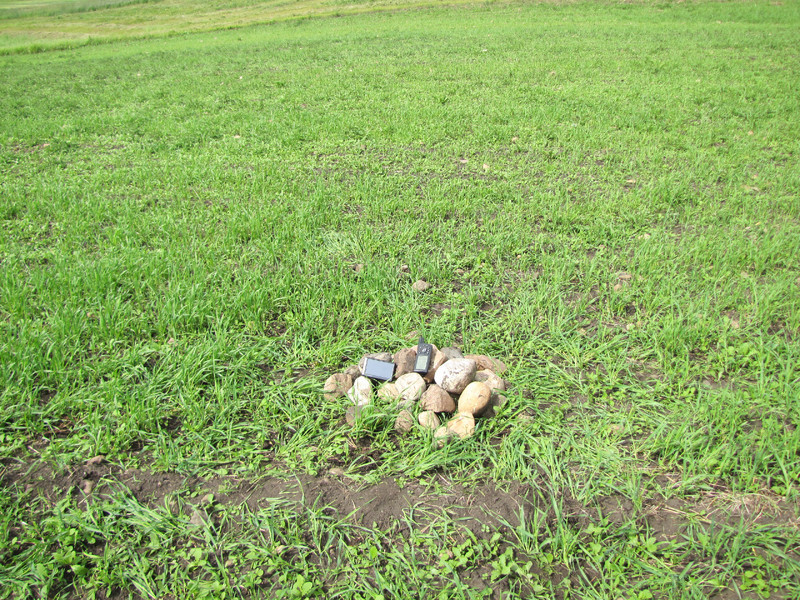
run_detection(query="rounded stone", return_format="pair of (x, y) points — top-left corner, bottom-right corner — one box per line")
(474, 369), (506, 392)
(440, 347), (464, 361)
(418, 411), (441, 430)
(434, 358), (477, 394)
(395, 372), (426, 402)
(323, 373), (354, 401)
(346, 376), (373, 407)
(447, 413), (476, 439)
(394, 410), (414, 433)
(412, 279), (431, 292)
(434, 425), (455, 446)
(420, 384), (456, 413)
(377, 382), (401, 403)
(393, 347), (417, 378)
(465, 354), (507, 375)
(457, 381), (492, 416)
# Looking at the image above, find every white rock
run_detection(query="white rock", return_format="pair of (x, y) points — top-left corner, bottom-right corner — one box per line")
(395, 372), (426, 402)
(346, 376), (373, 406)
(434, 358), (477, 394)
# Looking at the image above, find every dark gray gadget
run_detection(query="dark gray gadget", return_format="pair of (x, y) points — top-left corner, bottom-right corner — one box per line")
(362, 358), (395, 381)
(414, 336), (433, 374)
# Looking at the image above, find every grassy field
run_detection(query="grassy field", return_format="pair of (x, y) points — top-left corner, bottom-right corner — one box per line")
(2, 0), (800, 597)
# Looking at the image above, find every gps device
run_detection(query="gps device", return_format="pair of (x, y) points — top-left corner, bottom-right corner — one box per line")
(362, 358), (395, 381)
(414, 336), (433, 374)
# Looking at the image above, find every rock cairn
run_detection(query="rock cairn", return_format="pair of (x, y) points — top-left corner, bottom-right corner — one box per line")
(323, 345), (508, 445)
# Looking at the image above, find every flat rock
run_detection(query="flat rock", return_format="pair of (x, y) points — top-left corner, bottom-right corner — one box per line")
(420, 384), (456, 413)
(458, 381), (492, 416)
(418, 411), (441, 430)
(377, 382), (401, 403)
(393, 347), (417, 378)
(395, 372), (427, 402)
(434, 358), (477, 394)
(394, 410), (414, 433)
(440, 346), (464, 361)
(323, 373), (354, 401)
(423, 348), (448, 383)
(412, 279), (431, 292)
(474, 369), (505, 392)
(465, 354), (507, 375)
(346, 376), (373, 407)
(358, 352), (393, 375)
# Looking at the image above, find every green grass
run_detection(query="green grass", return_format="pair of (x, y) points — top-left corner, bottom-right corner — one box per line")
(1, 0), (800, 597)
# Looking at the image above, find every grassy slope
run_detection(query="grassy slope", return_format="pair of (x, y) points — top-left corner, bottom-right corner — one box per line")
(1, 0), (800, 597)
(0, 0), (483, 53)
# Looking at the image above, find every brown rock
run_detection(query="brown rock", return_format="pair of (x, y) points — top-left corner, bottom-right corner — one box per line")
(86, 455), (106, 466)
(395, 372), (426, 402)
(393, 347), (417, 378)
(457, 381), (492, 416)
(323, 373), (354, 401)
(394, 410), (414, 433)
(434, 358), (477, 394)
(423, 349), (448, 383)
(344, 365), (361, 379)
(412, 279), (431, 292)
(377, 382), (401, 403)
(465, 354), (507, 375)
(418, 411), (441, 430)
(447, 413), (476, 439)
(420, 384), (456, 413)
(474, 369), (505, 392)
(434, 425), (455, 446)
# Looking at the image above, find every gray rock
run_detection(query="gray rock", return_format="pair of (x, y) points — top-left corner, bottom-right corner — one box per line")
(346, 376), (373, 407)
(395, 372), (426, 402)
(434, 358), (477, 394)
(440, 346), (464, 361)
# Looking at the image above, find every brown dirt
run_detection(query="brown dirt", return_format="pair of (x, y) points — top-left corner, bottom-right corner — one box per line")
(2, 458), (539, 534)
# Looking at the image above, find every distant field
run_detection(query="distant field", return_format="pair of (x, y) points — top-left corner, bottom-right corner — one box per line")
(1, 0), (799, 598)
(0, 0), (478, 53)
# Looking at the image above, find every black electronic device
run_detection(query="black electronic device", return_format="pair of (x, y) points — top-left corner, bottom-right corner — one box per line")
(362, 358), (395, 381)
(414, 336), (433, 374)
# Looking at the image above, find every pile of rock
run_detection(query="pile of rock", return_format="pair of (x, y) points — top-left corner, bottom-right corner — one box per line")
(323, 345), (508, 445)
